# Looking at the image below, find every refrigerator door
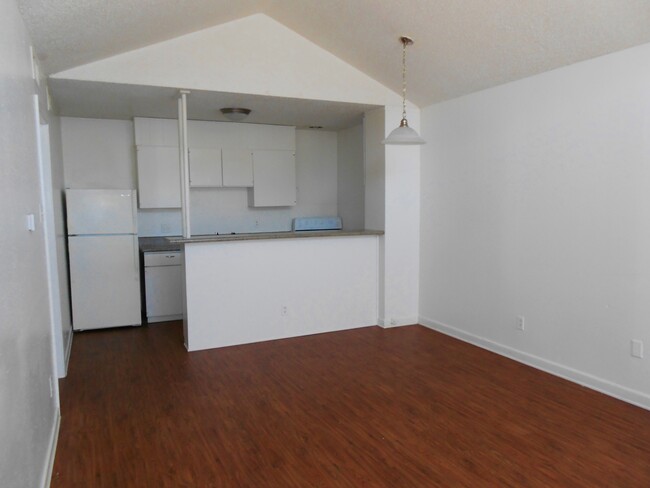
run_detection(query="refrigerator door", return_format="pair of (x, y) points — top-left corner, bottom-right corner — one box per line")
(67, 189), (137, 235)
(69, 234), (142, 330)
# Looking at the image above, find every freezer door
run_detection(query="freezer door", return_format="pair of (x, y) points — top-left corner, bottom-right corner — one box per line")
(67, 189), (137, 235)
(69, 235), (142, 330)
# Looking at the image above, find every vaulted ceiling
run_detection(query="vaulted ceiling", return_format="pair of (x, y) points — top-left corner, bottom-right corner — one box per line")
(18, 0), (650, 107)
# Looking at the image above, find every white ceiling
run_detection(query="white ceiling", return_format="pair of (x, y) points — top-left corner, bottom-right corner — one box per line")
(48, 79), (380, 129)
(18, 0), (650, 107)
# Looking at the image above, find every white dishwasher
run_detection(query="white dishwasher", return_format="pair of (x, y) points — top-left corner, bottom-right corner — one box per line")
(144, 251), (184, 323)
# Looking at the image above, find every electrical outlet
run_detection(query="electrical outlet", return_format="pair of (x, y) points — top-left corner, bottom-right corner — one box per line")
(631, 339), (644, 359)
(516, 315), (525, 331)
(281, 305), (288, 317)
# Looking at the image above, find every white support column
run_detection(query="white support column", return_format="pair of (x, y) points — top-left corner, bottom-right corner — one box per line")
(177, 90), (191, 237)
(364, 105), (421, 328)
(382, 104), (421, 327)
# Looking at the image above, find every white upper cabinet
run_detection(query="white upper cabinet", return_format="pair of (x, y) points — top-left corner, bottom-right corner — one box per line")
(222, 149), (253, 187)
(134, 117), (296, 208)
(250, 150), (296, 207)
(189, 148), (253, 188)
(189, 147), (222, 187)
(134, 118), (181, 209)
(136, 146), (181, 208)
(134, 117), (179, 146)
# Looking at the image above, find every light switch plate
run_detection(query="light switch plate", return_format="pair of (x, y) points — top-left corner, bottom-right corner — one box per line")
(26, 214), (36, 232)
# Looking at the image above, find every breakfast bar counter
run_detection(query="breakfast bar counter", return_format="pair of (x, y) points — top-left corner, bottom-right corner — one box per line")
(170, 230), (384, 352)
(167, 229), (383, 244)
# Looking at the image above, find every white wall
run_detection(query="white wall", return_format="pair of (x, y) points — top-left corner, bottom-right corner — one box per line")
(53, 14), (401, 107)
(0, 1), (59, 486)
(420, 42), (650, 409)
(60, 118), (339, 235)
(364, 109), (387, 320)
(364, 109), (386, 231)
(294, 129), (338, 219)
(337, 124), (365, 229)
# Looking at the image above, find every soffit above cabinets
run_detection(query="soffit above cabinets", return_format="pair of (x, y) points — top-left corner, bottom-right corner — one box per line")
(48, 79), (380, 130)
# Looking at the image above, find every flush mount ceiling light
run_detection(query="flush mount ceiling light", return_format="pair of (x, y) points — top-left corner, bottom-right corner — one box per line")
(220, 107), (251, 122)
(383, 36), (425, 145)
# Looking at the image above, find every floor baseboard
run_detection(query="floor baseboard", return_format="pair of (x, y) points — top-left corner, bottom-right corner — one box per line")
(419, 316), (650, 412)
(378, 317), (419, 328)
(41, 407), (61, 488)
(63, 331), (73, 378)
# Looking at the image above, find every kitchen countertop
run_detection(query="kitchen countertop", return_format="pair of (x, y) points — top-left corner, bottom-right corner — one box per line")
(139, 236), (183, 253)
(168, 229), (384, 244)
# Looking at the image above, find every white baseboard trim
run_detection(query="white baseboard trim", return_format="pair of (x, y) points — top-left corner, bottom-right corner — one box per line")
(147, 314), (183, 323)
(41, 407), (61, 488)
(62, 331), (73, 378)
(378, 316), (419, 328)
(419, 316), (650, 412)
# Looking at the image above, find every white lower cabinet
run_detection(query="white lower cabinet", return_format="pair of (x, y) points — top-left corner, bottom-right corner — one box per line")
(144, 251), (184, 323)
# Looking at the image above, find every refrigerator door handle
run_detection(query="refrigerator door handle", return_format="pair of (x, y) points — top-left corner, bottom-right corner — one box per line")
(131, 191), (138, 234)
(133, 234), (140, 279)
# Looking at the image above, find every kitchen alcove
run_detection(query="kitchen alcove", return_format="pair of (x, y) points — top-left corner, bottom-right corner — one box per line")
(52, 79), (372, 236)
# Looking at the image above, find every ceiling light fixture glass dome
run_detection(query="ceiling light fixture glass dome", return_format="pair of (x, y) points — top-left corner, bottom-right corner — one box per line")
(220, 107), (251, 122)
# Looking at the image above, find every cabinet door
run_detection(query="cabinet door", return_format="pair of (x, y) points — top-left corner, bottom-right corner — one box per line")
(136, 146), (181, 208)
(134, 117), (179, 146)
(251, 150), (296, 207)
(189, 147), (222, 187)
(145, 265), (184, 320)
(222, 149), (253, 187)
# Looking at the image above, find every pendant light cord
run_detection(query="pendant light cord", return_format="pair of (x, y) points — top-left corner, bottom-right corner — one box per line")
(382, 36), (425, 144)
(401, 39), (407, 121)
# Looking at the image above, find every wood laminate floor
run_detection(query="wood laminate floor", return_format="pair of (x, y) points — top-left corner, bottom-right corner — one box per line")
(51, 323), (650, 487)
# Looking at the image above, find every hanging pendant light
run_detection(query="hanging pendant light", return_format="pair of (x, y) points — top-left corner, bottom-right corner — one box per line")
(383, 36), (425, 145)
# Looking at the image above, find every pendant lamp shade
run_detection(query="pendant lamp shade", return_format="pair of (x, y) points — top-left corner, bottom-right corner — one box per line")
(382, 36), (425, 145)
(383, 118), (426, 145)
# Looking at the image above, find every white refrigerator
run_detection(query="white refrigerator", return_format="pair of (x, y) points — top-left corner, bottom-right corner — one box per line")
(67, 189), (142, 330)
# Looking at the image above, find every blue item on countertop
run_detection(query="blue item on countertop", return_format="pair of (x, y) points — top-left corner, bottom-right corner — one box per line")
(292, 216), (342, 231)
